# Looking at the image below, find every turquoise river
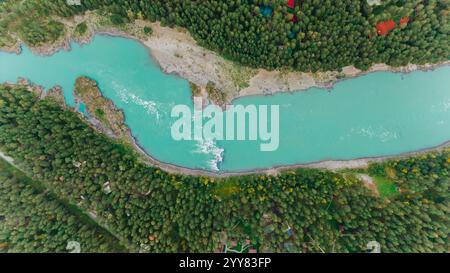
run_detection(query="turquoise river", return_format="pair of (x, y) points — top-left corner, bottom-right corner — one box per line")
(1, 35), (449, 172)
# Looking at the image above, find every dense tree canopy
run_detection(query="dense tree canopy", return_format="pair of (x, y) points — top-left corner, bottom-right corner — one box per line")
(0, 159), (126, 253)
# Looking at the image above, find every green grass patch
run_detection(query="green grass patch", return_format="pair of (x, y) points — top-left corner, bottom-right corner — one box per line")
(373, 176), (398, 199)
(75, 22), (88, 36)
(94, 108), (106, 120)
(224, 62), (257, 91)
(91, 106), (111, 130)
(143, 26), (152, 35)
(206, 81), (227, 105)
(213, 178), (241, 200)
(189, 82), (202, 97)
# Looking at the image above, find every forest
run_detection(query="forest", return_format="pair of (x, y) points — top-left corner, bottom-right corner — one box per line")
(0, 159), (126, 252)
(0, 0), (449, 71)
(0, 84), (448, 253)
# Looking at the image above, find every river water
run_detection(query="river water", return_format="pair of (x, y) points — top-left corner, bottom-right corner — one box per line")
(1, 35), (449, 172)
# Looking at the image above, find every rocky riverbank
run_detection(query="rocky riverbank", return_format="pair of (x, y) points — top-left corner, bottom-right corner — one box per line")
(73, 76), (131, 141)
